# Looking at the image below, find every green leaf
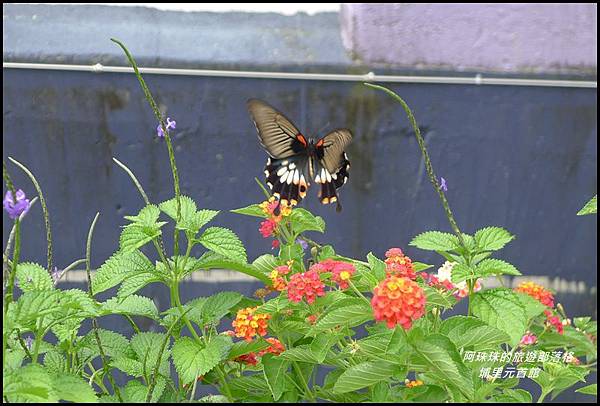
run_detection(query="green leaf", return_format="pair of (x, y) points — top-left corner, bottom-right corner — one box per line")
(494, 389), (532, 403)
(514, 291), (547, 321)
(92, 250), (154, 295)
(367, 252), (386, 281)
(131, 332), (171, 376)
(159, 195), (196, 222)
(117, 272), (160, 298)
(577, 195), (597, 216)
(413, 261), (433, 272)
(50, 373), (98, 403)
(43, 350), (66, 374)
(410, 334), (474, 400)
(252, 254), (278, 275)
(576, 384), (597, 395)
(476, 259), (521, 277)
(9, 290), (64, 329)
(3, 364), (55, 402)
(533, 363), (589, 400)
(231, 204), (267, 218)
(192, 252), (270, 284)
(423, 285), (456, 309)
(78, 329), (131, 359)
(410, 231), (461, 251)
(119, 223), (162, 253)
(262, 353), (289, 401)
(474, 227), (514, 251)
(102, 295), (159, 320)
(172, 336), (231, 384)
(16, 262), (53, 292)
(196, 227), (247, 263)
(333, 361), (398, 393)
(198, 291), (243, 325)
(228, 338), (271, 360)
(450, 263), (476, 284)
(124, 204), (161, 225)
(471, 288), (527, 346)
(439, 316), (510, 349)
(289, 208), (325, 234)
(313, 303), (373, 332)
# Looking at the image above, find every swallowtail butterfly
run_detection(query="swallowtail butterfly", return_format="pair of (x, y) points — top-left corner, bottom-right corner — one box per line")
(247, 99), (352, 212)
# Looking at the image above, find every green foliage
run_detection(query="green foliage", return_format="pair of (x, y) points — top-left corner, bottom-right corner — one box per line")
(577, 195), (597, 215)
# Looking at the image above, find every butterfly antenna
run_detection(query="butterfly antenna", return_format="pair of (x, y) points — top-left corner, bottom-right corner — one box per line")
(336, 199), (343, 213)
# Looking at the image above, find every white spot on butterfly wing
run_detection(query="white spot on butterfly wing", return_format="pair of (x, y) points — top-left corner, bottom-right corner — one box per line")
(277, 167), (287, 177)
(286, 170), (294, 184)
(293, 170), (299, 185)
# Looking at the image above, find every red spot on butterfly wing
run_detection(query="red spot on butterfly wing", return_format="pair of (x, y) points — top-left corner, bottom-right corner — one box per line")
(315, 138), (324, 148)
(296, 134), (308, 147)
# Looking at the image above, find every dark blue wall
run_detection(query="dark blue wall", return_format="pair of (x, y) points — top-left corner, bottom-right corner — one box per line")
(3, 69), (597, 313)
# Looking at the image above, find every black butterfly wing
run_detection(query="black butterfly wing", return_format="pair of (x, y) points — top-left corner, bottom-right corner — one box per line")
(247, 99), (307, 159)
(314, 129), (352, 206)
(248, 99), (312, 206)
(264, 156), (311, 206)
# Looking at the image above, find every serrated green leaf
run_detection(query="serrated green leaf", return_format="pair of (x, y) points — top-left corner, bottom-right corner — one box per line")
(410, 334), (474, 400)
(410, 231), (461, 251)
(3, 364), (56, 402)
(172, 336), (231, 384)
(16, 262), (53, 292)
(367, 252), (386, 281)
(313, 303), (372, 332)
(190, 252), (269, 284)
(476, 258), (521, 277)
(289, 208), (325, 234)
(471, 288), (527, 346)
(117, 272), (160, 298)
(198, 291), (243, 325)
(50, 373), (98, 402)
(9, 290), (64, 329)
(159, 195), (197, 223)
(124, 204), (161, 225)
(577, 195), (597, 216)
(78, 329), (130, 360)
(43, 350), (67, 374)
(196, 227), (247, 263)
(333, 361), (398, 393)
(119, 223), (162, 253)
(231, 204), (267, 218)
(474, 227), (514, 251)
(514, 291), (547, 321)
(439, 316), (510, 349)
(252, 254), (278, 275)
(228, 339), (271, 360)
(262, 353), (289, 401)
(102, 295), (159, 320)
(92, 250), (154, 295)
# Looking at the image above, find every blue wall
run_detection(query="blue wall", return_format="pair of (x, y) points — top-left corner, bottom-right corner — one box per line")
(3, 69), (597, 313)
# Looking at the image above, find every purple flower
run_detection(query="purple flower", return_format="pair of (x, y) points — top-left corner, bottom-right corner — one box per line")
(24, 336), (33, 350)
(156, 117), (177, 138)
(296, 238), (309, 251)
(3, 189), (30, 220)
(439, 177), (448, 192)
(51, 267), (64, 285)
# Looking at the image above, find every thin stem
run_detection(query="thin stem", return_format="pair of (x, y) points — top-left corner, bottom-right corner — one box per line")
(255, 177), (271, 199)
(112, 157), (150, 205)
(8, 157), (54, 272)
(363, 84), (465, 247)
(170, 281), (202, 343)
(3, 218), (20, 370)
(146, 308), (192, 402)
(84, 212), (123, 402)
(348, 280), (371, 306)
(111, 38), (182, 261)
(3, 197), (37, 290)
(215, 365), (234, 401)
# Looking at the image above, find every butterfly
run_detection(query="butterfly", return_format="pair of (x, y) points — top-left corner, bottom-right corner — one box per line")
(247, 99), (352, 212)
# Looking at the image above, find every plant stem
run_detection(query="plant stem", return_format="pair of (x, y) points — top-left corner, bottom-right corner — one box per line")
(8, 157), (54, 273)
(255, 177), (272, 199)
(111, 38), (182, 262)
(363, 84), (465, 247)
(112, 157), (150, 205)
(84, 212), (123, 402)
(2, 218), (20, 370)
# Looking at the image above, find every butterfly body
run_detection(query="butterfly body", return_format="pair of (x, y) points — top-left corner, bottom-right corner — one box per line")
(247, 99), (352, 210)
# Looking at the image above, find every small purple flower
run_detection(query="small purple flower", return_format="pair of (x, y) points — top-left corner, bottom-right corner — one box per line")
(51, 267), (64, 285)
(156, 117), (177, 138)
(296, 238), (309, 251)
(439, 177), (448, 192)
(3, 189), (30, 220)
(24, 336), (33, 350)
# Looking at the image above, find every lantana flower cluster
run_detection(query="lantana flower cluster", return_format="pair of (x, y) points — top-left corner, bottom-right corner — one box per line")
(311, 259), (356, 289)
(232, 306), (270, 342)
(514, 281), (565, 334)
(371, 275), (426, 330)
(269, 261), (292, 292)
(258, 196), (292, 249)
(384, 248), (416, 279)
(287, 269), (325, 304)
